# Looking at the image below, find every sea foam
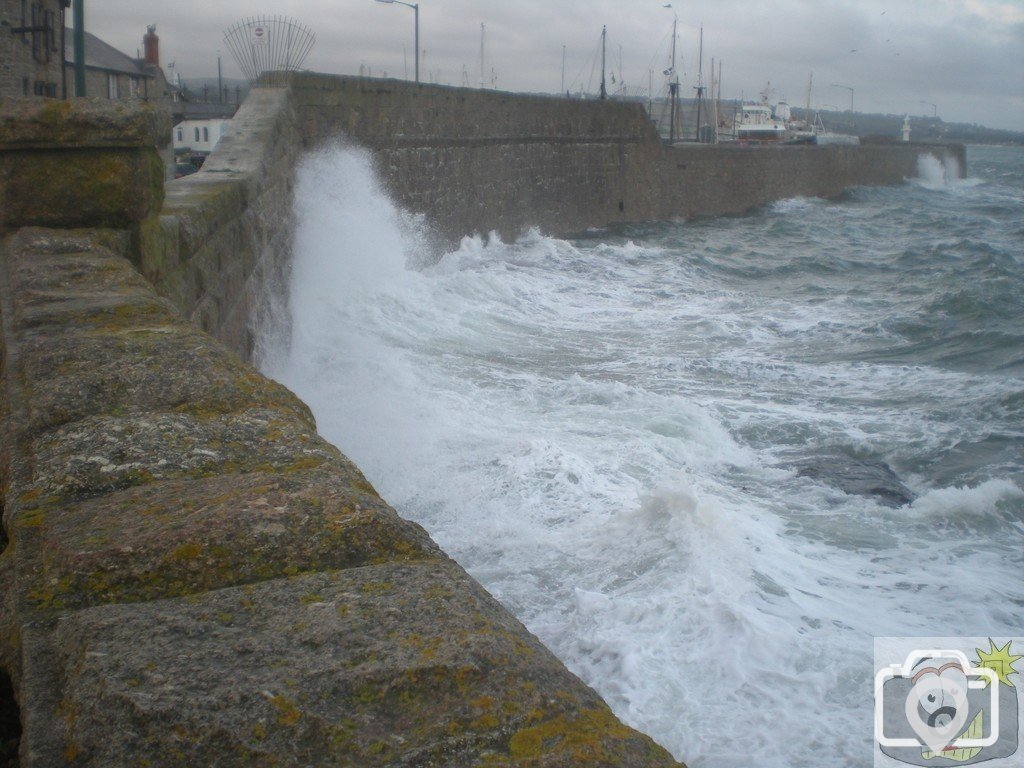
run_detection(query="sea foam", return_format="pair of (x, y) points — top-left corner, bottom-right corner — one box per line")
(264, 144), (1024, 767)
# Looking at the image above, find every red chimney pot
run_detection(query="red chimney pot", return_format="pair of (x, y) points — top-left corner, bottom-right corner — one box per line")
(143, 25), (159, 67)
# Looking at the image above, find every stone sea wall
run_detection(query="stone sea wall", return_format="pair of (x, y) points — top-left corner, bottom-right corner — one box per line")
(289, 73), (965, 241)
(0, 78), (965, 767)
(138, 87), (299, 359)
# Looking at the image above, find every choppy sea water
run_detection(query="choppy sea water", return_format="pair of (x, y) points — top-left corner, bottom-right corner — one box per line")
(261, 145), (1024, 767)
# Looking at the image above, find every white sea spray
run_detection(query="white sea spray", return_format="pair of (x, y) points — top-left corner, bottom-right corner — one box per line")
(263, 145), (1024, 767)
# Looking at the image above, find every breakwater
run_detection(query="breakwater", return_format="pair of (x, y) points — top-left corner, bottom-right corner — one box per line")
(0, 77), (963, 766)
(147, 73), (962, 359)
(291, 73), (963, 242)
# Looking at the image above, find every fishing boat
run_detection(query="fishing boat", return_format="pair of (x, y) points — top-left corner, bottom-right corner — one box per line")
(785, 111), (860, 145)
(730, 85), (789, 143)
(734, 102), (788, 142)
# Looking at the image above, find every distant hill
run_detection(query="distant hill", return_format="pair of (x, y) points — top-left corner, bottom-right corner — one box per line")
(610, 93), (1024, 145)
(174, 76), (251, 106)
(791, 108), (1024, 145)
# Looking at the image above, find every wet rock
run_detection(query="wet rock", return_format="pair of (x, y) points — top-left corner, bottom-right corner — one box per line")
(785, 454), (916, 507)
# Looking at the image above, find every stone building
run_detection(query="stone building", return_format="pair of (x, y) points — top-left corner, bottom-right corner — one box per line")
(62, 25), (168, 102)
(0, 0), (70, 98)
(2, 3), (170, 103)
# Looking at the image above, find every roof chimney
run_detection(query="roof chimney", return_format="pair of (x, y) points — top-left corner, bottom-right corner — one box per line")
(143, 25), (159, 67)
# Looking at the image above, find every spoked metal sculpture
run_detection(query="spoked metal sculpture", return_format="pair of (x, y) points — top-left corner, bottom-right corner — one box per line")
(223, 15), (315, 86)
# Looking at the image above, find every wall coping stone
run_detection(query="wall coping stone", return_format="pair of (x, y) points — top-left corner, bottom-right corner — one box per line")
(0, 98), (171, 150)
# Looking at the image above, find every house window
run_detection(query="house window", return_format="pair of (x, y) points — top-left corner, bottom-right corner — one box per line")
(33, 81), (56, 98)
(46, 10), (57, 53)
(177, 128), (183, 142)
(108, 74), (119, 99)
(30, 4), (39, 60)
(28, 3), (52, 62)
(194, 127), (200, 143)
(129, 77), (138, 98)
(203, 127), (209, 143)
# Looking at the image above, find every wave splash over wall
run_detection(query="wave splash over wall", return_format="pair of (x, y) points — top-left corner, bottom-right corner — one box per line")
(263, 144), (1024, 767)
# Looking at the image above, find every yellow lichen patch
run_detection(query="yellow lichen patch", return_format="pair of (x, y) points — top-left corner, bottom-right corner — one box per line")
(15, 509), (45, 529)
(360, 581), (394, 595)
(26, 572), (75, 610)
(270, 695), (301, 726)
(423, 584), (455, 601)
(168, 542), (202, 562)
(471, 695), (495, 711)
(507, 707), (636, 762)
(471, 713), (500, 730)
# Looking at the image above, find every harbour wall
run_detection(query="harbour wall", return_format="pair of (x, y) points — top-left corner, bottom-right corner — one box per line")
(291, 72), (964, 241)
(143, 73), (961, 360)
(0, 77), (964, 767)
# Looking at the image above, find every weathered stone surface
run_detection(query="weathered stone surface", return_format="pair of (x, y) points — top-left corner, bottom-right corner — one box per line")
(0, 227), (683, 766)
(0, 147), (165, 229)
(0, 100), (169, 230)
(139, 87), (298, 357)
(0, 98), (171, 150)
(26, 563), (673, 767)
(20, 466), (436, 611)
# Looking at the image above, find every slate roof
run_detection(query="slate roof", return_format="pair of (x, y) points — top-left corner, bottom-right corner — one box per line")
(64, 30), (152, 77)
(173, 102), (238, 120)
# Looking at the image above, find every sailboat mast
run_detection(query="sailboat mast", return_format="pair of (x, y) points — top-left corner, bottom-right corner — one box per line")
(479, 23), (485, 88)
(805, 71), (813, 127)
(710, 56), (718, 144)
(599, 26), (607, 100)
(670, 17), (677, 84)
(694, 25), (704, 141)
(561, 44), (566, 94)
(669, 16), (678, 142)
(718, 59), (723, 141)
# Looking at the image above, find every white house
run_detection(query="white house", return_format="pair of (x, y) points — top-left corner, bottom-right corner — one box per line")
(174, 118), (231, 155)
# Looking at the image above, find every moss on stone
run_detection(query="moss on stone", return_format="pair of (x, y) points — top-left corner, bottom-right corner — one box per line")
(270, 695), (301, 727)
(1, 148), (165, 229)
(508, 707), (636, 761)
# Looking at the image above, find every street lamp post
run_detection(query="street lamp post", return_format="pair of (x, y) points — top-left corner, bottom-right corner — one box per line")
(831, 83), (854, 112)
(73, 0), (86, 96)
(375, 0), (419, 83)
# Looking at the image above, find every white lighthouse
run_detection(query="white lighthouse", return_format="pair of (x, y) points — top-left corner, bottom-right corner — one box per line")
(901, 115), (911, 143)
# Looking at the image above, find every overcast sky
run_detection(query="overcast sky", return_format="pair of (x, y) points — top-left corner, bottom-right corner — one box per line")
(84, 1), (1023, 131)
